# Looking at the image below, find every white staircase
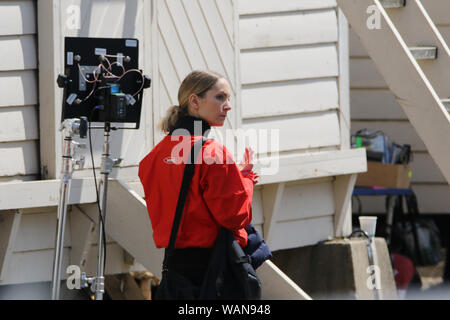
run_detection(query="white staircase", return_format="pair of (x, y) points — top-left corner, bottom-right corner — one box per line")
(337, 0), (450, 184)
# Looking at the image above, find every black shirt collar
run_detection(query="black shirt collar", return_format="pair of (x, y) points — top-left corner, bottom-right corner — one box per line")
(169, 115), (211, 137)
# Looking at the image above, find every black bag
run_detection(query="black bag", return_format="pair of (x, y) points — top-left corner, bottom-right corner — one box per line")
(200, 227), (261, 300)
(390, 193), (443, 266)
(155, 138), (262, 300)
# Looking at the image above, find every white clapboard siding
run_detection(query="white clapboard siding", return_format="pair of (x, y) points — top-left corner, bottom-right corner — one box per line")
(0, 141), (39, 176)
(0, 106), (38, 142)
(350, 58), (386, 88)
(351, 121), (426, 152)
(0, 35), (37, 71)
(278, 180), (335, 222)
(242, 78), (339, 119)
(239, 0), (337, 15)
(242, 111), (341, 153)
(270, 216), (335, 251)
(2, 243), (127, 285)
(411, 152), (446, 183)
(13, 209), (115, 253)
(180, 0), (235, 90)
(0, 1), (36, 36)
(351, 89), (407, 120)
(240, 9), (338, 50)
(241, 43), (339, 85)
(0, 70), (37, 107)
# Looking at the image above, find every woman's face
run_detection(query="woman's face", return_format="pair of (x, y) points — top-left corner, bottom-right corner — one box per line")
(190, 78), (231, 127)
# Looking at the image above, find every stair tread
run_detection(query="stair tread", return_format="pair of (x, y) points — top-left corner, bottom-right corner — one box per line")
(409, 46), (437, 60)
(380, 0), (406, 8)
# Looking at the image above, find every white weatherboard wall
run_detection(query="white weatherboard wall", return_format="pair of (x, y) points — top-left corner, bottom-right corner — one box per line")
(238, 0), (365, 250)
(350, 0), (450, 214)
(0, 0), (39, 182)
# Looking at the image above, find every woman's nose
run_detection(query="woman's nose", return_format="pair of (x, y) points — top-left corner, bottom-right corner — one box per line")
(223, 100), (231, 111)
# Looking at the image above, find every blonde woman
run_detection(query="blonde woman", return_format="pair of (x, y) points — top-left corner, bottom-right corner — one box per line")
(138, 70), (259, 299)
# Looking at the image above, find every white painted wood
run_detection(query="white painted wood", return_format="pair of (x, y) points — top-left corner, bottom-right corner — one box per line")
(215, 0), (233, 43)
(242, 78), (339, 119)
(0, 1), (36, 36)
(350, 58), (386, 88)
(257, 148), (367, 185)
(80, 179), (164, 280)
(239, 9), (338, 50)
(241, 43), (339, 85)
(333, 174), (357, 237)
(0, 210), (22, 283)
(338, 8), (351, 150)
(437, 26), (450, 47)
(181, 0), (235, 90)
(0, 175), (38, 183)
(0, 178), (97, 210)
(257, 260), (312, 300)
(0, 211), (15, 273)
(349, 28), (368, 57)
(1, 243), (128, 285)
(239, 0), (337, 15)
(270, 215), (335, 251)
(37, 0), (62, 179)
(242, 111), (341, 154)
(350, 89), (406, 120)
(0, 141), (39, 177)
(0, 70), (38, 107)
(14, 210), (70, 252)
(198, 0), (236, 88)
(0, 210), (22, 282)
(278, 181), (335, 221)
(410, 152), (446, 183)
(0, 35), (37, 71)
(251, 187), (264, 227)
(421, 0), (450, 26)
(0, 106), (38, 142)
(337, 0), (450, 184)
(351, 120), (427, 151)
(261, 182), (285, 248)
(385, 0), (450, 98)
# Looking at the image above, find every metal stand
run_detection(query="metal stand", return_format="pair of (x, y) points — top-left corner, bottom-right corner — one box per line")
(89, 122), (122, 300)
(51, 119), (86, 300)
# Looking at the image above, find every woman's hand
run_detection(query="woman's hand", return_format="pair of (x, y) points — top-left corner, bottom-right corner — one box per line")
(238, 147), (254, 172)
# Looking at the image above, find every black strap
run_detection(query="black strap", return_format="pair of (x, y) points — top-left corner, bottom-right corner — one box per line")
(163, 137), (207, 270)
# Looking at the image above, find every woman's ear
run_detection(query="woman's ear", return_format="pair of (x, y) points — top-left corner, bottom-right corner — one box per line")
(189, 93), (200, 111)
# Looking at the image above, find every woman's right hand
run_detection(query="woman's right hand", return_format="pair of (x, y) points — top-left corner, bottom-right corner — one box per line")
(238, 147), (254, 172)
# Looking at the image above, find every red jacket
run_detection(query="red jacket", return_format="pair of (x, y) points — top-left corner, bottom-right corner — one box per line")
(138, 122), (255, 249)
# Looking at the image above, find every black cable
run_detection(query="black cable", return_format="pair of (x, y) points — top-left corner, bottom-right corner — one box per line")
(88, 108), (107, 273)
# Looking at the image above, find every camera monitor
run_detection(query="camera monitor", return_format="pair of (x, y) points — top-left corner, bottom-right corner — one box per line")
(59, 37), (150, 128)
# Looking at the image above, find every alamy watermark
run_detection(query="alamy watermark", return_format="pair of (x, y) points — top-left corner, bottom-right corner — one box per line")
(367, 5), (382, 30)
(168, 121), (280, 176)
(66, 5), (81, 30)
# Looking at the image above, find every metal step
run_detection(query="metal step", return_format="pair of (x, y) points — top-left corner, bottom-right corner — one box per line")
(441, 99), (450, 112)
(380, 0), (406, 8)
(409, 46), (438, 60)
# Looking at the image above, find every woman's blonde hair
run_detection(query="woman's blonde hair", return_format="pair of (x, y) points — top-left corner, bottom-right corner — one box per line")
(158, 70), (224, 133)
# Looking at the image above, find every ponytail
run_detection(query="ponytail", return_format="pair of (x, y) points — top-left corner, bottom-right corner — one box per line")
(158, 104), (188, 134)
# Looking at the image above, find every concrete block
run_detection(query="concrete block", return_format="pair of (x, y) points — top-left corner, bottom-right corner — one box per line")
(270, 237), (398, 300)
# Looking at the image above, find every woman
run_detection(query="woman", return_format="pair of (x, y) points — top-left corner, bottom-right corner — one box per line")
(138, 70), (258, 293)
